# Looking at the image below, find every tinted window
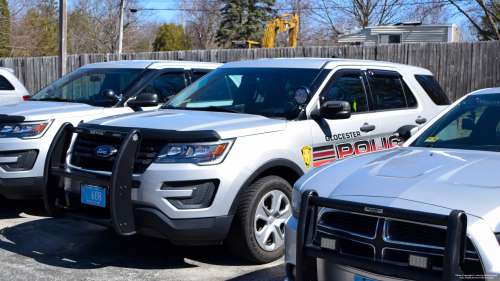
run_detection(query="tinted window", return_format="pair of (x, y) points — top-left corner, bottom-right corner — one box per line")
(0, 75), (14, 90)
(191, 71), (210, 82)
(140, 73), (186, 103)
(401, 79), (418, 108)
(369, 74), (407, 110)
(324, 75), (368, 113)
(415, 75), (450, 105)
(410, 94), (500, 151)
(32, 68), (143, 106)
(167, 68), (321, 120)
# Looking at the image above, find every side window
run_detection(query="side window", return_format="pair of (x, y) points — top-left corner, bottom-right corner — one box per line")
(401, 79), (418, 108)
(191, 71), (210, 83)
(324, 74), (368, 113)
(415, 75), (450, 105)
(140, 73), (186, 103)
(0, 75), (15, 90)
(368, 72), (407, 110)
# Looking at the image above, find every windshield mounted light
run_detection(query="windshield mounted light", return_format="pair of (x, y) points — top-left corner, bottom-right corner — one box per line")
(154, 139), (235, 165)
(0, 120), (53, 139)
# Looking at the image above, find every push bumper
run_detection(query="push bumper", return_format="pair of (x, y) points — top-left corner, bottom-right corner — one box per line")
(43, 123), (232, 245)
(0, 176), (43, 199)
(294, 190), (469, 281)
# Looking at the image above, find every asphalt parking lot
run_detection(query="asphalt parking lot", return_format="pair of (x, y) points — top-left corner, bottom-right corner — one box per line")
(0, 196), (285, 281)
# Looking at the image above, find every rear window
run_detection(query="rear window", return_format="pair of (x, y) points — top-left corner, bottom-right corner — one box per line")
(0, 75), (14, 90)
(415, 75), (450, 105)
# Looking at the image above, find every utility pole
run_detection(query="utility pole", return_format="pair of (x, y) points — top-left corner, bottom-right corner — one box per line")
(182, 2), (187, 50)
(118, 0), (125, 54)
(58, 0), (67, 78)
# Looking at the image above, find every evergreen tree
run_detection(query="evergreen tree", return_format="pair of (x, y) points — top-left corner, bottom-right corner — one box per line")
(27, 0), (59, 57)
(216, 0), (275, 48)
(0, 0), (11, 57)
(152, 23), (192, 52)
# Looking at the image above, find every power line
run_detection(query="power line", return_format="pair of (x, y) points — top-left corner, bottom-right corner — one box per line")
(132, 0), (467, 11)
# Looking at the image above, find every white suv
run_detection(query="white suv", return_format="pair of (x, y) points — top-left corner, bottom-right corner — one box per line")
(0, 60), (221, 199)
(43, 58), (448, 264)
(0, 67), (30, 103)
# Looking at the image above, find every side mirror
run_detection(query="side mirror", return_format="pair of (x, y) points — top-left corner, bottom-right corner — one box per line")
(462, 118), (474, 130)
(394, 125), (419, 142)
(102, 89), (117, 101)
(310, 101), (351, 120)
(127, 93), (159, 108)
(294, 86), (311, 105)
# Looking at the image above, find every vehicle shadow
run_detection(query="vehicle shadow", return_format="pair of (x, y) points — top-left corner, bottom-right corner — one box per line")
(0, 195), (49, 219)
(0, 197), (273, 273)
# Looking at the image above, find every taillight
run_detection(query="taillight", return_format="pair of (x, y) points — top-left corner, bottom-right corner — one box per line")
(23, 95), (31, 101)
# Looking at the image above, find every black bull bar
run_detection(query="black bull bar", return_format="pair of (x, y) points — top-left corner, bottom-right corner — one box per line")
(295, 190), (468, 281)
(43, 123), (142, 236)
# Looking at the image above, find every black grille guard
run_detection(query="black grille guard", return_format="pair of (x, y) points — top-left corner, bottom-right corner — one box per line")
(295, 190), (468, 281)
(43, 123), (142, 236)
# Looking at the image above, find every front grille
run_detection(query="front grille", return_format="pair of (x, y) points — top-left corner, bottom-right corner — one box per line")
(387, 220), (446, 248)
(70, 134), (165, 174)
(316, 210), (485, 278)
(340, 238), (375, 259)
(319, 211), (378, 238)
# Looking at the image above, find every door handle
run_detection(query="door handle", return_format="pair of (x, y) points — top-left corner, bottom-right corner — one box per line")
(360, 122), (376, 133)
(415, 116), (427, 125)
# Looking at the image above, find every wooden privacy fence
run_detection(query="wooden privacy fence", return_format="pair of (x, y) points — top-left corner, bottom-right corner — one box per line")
(1, 42), (499, 101)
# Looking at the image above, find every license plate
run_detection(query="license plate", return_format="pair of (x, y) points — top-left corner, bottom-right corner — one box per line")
(81, 184), (106, 208)
(354, 275), (379, 281)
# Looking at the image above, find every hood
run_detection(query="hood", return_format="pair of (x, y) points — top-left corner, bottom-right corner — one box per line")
(302, 147), (500, 232)
(0, 101), (103, 121)
(87, 109), (287, 138)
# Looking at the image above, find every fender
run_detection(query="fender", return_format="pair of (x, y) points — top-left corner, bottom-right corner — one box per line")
(228, 158), (305, 216)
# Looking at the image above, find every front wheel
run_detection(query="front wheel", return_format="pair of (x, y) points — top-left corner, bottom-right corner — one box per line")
(226, 175), (292, 264)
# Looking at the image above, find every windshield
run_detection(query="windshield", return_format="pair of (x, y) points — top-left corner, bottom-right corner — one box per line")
(32, 68), (144, 106)
(164, 67), (321, 119)
(410, 93), (500, 151)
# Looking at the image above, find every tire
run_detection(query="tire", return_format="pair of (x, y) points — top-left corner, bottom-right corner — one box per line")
(226, 175), (292, 264)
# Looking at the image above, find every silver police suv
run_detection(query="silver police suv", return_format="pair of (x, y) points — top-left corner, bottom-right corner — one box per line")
(43, 58), (448, 263)
(0, 61), (221, 199)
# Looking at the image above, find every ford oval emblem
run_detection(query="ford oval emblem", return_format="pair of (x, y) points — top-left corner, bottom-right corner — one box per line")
(94, 146), (117, 158)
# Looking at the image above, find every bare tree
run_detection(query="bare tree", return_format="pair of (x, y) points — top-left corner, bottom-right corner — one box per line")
(448, 0), (500, 40)
(69, 0), (146, 54)
(175, 0), (223, 50)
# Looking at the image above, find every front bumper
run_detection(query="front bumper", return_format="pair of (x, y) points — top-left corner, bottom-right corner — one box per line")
(44, 124), (234, 245)
(0, 176), (43, 199)
(290, 190), (470, 281)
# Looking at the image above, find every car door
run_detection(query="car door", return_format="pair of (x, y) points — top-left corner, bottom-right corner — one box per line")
(365, 69), (429, 144)
(309, 69), (383, 168)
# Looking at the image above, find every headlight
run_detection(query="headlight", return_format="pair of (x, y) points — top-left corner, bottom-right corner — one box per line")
(154, 139), (235, 165)
(0, 120), (52, 139)
(292, 187), (302, 218)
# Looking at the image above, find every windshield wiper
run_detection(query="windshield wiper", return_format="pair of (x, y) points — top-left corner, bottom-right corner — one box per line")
(163, 104), (183, 110)
(34, 98), (78, 103)
(181, 106), (244, 114)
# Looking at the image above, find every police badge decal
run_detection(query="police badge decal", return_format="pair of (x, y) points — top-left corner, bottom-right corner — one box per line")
(301, 146), (312, 169)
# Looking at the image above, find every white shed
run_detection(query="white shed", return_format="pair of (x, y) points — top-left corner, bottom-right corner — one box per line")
(338, 22), (461, 45)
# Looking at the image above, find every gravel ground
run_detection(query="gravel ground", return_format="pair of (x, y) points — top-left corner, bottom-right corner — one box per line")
(0, 196), (285, 281)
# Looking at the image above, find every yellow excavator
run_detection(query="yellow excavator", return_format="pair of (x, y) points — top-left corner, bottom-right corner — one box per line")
(231, 13), (299, 49)
(262, 13), (299, 48)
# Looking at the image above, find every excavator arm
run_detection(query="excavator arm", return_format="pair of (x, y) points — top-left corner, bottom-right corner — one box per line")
(262, 13), (299, 48)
